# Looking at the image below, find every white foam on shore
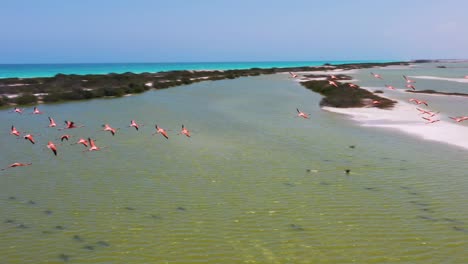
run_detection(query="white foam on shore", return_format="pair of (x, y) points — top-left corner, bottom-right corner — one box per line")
(323, 96), (468, 150)
(410, 75), (468, 83)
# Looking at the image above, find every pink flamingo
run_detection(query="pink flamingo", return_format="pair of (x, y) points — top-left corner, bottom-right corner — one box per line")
(11, 107), (23, 114)
(72, 138), (89, 147)
(179, 124), (191, 137)
(370, 72), (383, 80)
(409, 98), (428, 106)
(86, 138), (102, 151)
(449, 116), (468, 123)
(153, 125), (169, 139)
(296, 108), (310, 119)
(385, 85), (396, 90)
(129, 120), (140, 131)
(60, 120), (83, 130)
(1, 162), (32, 171)
(328, 80), (339, 87)
(24, 134), (36, 144)
(406, 84), (416, 90)
(416, 108), (438, 117)
(32, 107), (43, 114)
(60, 134), (71, 141)
(348, 83), (358, 88)
(403, 75), (416, 83)
(48, 117), (57, 128)
(289, 72), (298, 78)
(422, 117), (440, 124)
(10, 126), (20, 137)
(47, 141), (58, 156)
(102, 124), (117, 136)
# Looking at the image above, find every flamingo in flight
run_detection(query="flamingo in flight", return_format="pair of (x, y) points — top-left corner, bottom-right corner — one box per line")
(385, 85), (396, 90)
(449, 116), (468, 123)
(179, 125), (191, 137)
(72, 138), (89, 147)
(129, 120), (140, 131)
(60, 134), (71, 141)
(32, 107), (43, 115)
(406, 84), (416, 90)
(416, 108), (438, 117)
(1, 162), (32, 171)
(86, 138), (101, 151)
(403, 75), (416, 83)
(48, 117), (57, 128)
(409, 98), (428, 106)
(102, 124), (117, 136)
(60, 120), (83, 130)
(329, 74), (338, 80)
(47, 141), (58, 156)
(289, 72), (298, 78)
(370, 72), (383, 80)
(10, 126), (20, 137)
(348, 83), (358, 88)
(422, 117), (440, 124)
(328, 80), (339, 87)
(153, 125), (169, 139)
(24, 134), (36, 144)
(296, 108), (310, 119)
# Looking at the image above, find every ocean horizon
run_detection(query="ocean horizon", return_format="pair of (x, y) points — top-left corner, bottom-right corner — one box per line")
(0, 60), (395, 79)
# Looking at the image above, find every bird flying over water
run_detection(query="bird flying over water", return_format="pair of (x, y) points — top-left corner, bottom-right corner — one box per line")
(296, 108), (309, 119)
(370, 72), (383, 80)
(153, 125), (169, 139)
(1, 162), (32, 171)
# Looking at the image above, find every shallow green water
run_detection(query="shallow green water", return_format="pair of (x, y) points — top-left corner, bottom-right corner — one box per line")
(1, 72), (467, 263)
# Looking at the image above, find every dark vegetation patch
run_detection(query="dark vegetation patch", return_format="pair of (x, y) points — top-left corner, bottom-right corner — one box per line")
(0, 62), (408, 107)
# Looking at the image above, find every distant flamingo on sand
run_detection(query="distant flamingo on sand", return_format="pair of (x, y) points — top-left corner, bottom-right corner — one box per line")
(370, 72), (383, 80)
(1, 162), (32, 171)
(153, 125), (169, 139)
(348, 83), (358, 88)
(296, 108), (310, 119)
(289, 72), (298, 78)
(47, 141), (58, 156)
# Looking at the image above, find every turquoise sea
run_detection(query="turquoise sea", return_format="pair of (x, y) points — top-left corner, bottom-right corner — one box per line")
(0, 60), (389, 79)
(1, 61), (467, 263)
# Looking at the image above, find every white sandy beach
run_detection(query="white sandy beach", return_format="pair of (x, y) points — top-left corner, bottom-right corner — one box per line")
(410, 75), (468, 83)
(323, 94), (468, 150)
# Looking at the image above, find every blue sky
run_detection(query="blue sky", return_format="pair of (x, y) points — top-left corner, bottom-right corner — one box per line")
(1, 0), (467, 63)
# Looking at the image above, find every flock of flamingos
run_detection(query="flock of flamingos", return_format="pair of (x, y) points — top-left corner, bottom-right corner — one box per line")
(3, 108), (191, 171)
(2, 70), (468, 171)
(292, 71), (468, 124)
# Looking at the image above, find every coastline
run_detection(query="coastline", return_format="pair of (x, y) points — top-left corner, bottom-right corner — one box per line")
(0, 61), (408, 108)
